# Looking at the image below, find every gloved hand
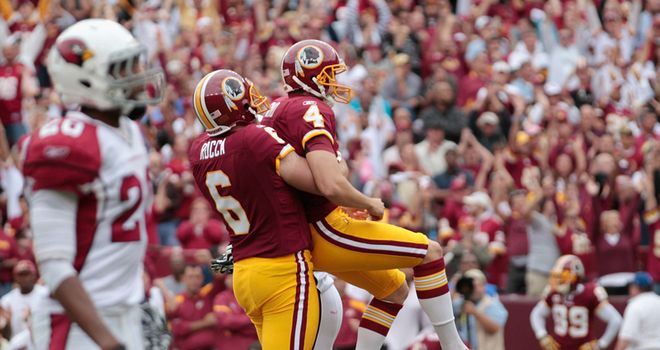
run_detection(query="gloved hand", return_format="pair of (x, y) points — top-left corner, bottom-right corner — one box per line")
(211, 244), (234, 274)
(539, 335), (560, 350)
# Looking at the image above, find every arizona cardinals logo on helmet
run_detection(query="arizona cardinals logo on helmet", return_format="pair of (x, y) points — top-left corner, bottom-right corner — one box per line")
(56, 38), (94, 67)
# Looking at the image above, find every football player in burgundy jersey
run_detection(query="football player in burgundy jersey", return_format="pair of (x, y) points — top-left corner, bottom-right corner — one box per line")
(22, 20), (164, 350)
(190, 69), (345, 349)
(530, 255), (622, 350)
(260, 39), (467, 350)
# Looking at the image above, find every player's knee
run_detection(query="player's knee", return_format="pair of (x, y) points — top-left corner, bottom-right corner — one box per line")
(422, 240), (444, 264)
(383, 282), (409, 305)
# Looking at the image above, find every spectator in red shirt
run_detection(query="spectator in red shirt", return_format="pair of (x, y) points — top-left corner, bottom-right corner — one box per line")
(0, 222), (18, 297)
(176, 198), (228, 250)
(213, 276), (258, 350)
(596, 211), (635, 276)
(168, 135), (196, 221)
(168, 265), (219, 350)
(457, 51), (489, 108)
(333, 278), (366, 350)
(0, 36), (37, 146)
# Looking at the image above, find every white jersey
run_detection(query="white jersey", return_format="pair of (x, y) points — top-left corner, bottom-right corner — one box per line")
(23, 112), (150, 312)
(0, 285), (49, 337)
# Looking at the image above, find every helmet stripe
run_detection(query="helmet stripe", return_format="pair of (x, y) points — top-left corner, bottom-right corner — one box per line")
(194, 73), (214, 129)
(199, 71), (218, 128)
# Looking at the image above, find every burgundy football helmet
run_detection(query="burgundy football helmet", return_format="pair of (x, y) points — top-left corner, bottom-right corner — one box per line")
(192, 69), (270, 136)
(550, 255), (585, 294)
(281, 39), (352, 104)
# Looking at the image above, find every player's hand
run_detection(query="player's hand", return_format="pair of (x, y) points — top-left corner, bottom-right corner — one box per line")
(367, 198), (385, 220)
(539, 335), (560, 350)
(578, 340), (600, 350)
(342, 207), (370, 220)
(211, 245), (234, 274)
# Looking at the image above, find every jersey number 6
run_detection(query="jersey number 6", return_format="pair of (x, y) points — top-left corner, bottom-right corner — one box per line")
(205, 171), (250, 235)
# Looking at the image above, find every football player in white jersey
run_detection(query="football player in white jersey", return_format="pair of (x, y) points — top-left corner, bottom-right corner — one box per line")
(22, 19), (164, 350)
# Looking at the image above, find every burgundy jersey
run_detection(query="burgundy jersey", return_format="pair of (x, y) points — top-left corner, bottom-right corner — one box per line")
(0, 63), (24, 125)
(189, 124), (311, 261)
(543, 282), (609, 350)
(643, 208), (660, 281)
(261, 94), (339, 222)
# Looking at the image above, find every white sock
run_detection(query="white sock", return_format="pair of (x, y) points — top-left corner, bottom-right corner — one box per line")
(418, 293), (466, 350)
(355, 328), (386, 350)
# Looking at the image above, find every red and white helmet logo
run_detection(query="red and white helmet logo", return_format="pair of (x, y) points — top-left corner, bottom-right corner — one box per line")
(57, 38), (94, 67)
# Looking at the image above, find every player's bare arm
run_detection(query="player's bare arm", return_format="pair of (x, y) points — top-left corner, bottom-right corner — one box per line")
(306, 149), (384, 219)
(31, 190), (123, 350)
(53, 278), (123, 350)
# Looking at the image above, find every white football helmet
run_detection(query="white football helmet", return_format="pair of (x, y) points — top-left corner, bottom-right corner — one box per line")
(47, 19), (164, 115)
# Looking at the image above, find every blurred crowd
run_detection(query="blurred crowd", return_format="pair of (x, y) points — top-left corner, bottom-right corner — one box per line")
(0, 0), (659, 349)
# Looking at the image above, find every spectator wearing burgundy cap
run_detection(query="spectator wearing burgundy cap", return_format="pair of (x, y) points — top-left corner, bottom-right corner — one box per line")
(0, 260), (48, 341)
(176, 198), (228, 251)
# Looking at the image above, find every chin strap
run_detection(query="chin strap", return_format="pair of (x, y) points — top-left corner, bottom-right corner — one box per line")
(291, 75), (335, 107)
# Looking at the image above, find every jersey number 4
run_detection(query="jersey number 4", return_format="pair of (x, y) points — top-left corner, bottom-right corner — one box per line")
(205, 171), (250, 235)
(303, 104), (324, 128)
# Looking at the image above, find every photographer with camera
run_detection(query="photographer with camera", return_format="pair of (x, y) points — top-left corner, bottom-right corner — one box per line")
(452, 269), (508, 350)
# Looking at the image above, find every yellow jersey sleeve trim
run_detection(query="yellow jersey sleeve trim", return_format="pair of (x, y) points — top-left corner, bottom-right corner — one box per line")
(301, 129), (334, 150)
(275, 144), (295, 176)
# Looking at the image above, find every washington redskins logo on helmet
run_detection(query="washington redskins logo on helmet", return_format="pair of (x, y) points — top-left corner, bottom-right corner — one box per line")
(297, 45), (324, 71)
(193, 69), (270, 136)
(222, 77), (246, 101)
(550, 255), (585, 294)
(281, 40), (352, 104)
(56, 39), (94, 67)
